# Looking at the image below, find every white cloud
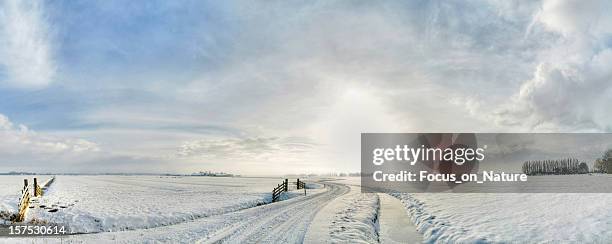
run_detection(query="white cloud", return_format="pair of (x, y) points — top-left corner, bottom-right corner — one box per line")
(0, 0), (55, 89)
(0, 114), (99, 156)
(57, 1), (540, 173)
(177, 136), (316, 162)
(496, 0), (612, 132)
(0, 115), (172, 173)
(538, 0), (611, 36)
(171, 136), (323, 175)
(5, 0), (612, 173)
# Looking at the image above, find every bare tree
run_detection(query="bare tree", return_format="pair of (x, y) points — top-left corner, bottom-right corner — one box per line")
(522, 158), (586, 175)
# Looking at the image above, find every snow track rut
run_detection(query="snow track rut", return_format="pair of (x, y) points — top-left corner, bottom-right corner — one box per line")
(203, 183), (350, 243)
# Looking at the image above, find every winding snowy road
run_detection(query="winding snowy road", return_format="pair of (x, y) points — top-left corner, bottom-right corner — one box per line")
(204, 183), (350, 243)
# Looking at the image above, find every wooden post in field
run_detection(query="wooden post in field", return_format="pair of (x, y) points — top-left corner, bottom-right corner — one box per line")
(14, 179), (30, 222)
(284, 179), (288, 192)
(33, 178), (38, 197)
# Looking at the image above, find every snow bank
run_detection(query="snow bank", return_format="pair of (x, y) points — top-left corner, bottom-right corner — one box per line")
(0, 176), (35, 212)
(390, 193), (483, 243)
(392, 190), (612, 243)
(329, 188), (379, 243)
(0, 175), (47, 224)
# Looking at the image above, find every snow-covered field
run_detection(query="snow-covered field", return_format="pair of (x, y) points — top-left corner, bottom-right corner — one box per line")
(393, 186), (612, 242)
(0, 175), (314, 233)
(0, 176), (30, 223)
(3, 175), (612, 243)
(69, 180), (336, 243)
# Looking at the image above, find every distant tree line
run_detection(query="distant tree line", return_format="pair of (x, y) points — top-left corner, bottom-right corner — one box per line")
(522, 158), (589, 175)
(594, 149), (612, 173)
(191, 171), (233, 177)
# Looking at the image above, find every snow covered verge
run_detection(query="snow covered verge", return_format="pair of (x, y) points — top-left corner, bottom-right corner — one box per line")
(329, 192), (379, 243)
(391, 192), (612, 243)
(0, 175), (44, 225)
(0, 176), (324, 234)
(305, 185), (379, 244)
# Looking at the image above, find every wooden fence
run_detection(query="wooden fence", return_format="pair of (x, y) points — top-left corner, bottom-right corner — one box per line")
(34, 176), (55, 197)
(12, 176), (55, 222)
(296, 178), (306, 189)
(296, 178), (306, 196)
(272, 178), (309, 202)
(272, 179), (289, 202)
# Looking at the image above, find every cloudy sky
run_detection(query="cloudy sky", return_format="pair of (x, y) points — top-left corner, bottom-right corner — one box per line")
(1, 0), (611, 175)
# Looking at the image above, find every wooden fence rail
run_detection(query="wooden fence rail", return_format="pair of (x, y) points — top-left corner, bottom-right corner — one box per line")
(272, 179), (289, 202)
(296, 178), (306, 196)
(13, 179), (30, 222)
(272, 178), (309, 202)
(296, 178), (306, 189)
(34, 176), (55, 197)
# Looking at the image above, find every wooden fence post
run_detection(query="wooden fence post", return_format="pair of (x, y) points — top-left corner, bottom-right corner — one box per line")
(15, 179), (30, 222)
(33, 178), (38, 197)
(284, 179), (288, 191)
(23, 179), (29, 202)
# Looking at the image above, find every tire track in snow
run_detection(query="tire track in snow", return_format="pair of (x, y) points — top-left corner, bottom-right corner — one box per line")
(203, 183), (350, 243)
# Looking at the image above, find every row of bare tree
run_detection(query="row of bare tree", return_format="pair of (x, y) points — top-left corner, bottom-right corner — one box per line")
(522, 158), (589, 175)
(594, 149), (612, 173)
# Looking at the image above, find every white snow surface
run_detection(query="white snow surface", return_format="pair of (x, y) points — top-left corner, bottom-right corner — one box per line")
(1, 176), (319, 234)
(5, 175), (612, 243)
(305, 185), (379, 244)
(378, 193), (422, 243)
(0, 176), (29, 224)
(59, 181), (338, 243)
(327, 188), (379, 243)
(0, 176), (26, 213)
(1, 176), (331, 243)
(333, 175), (612, 243)
(393, 192), (612, 243)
